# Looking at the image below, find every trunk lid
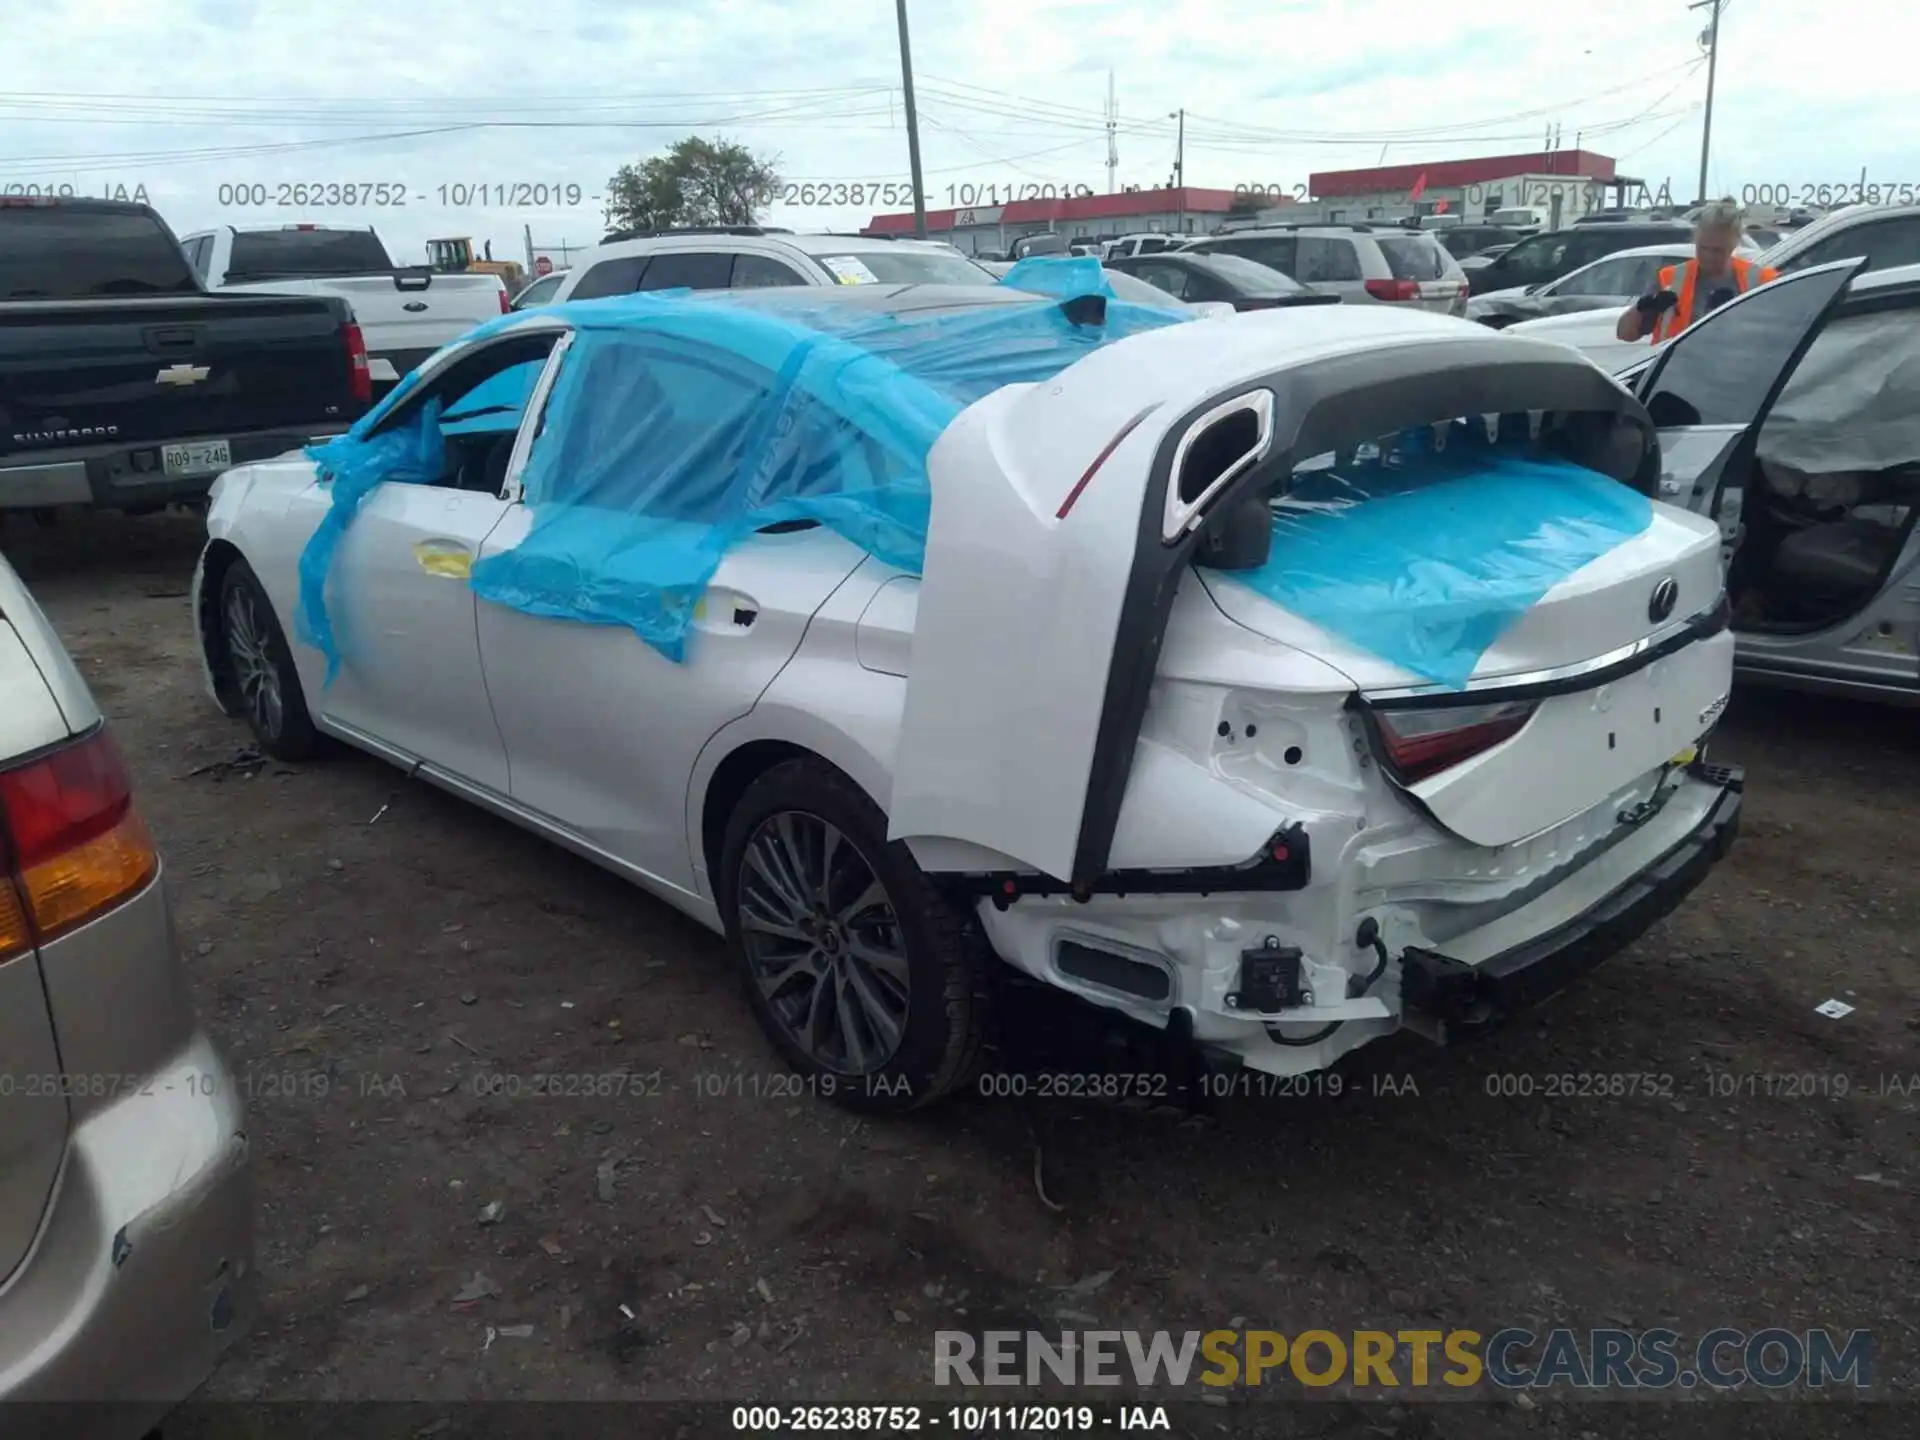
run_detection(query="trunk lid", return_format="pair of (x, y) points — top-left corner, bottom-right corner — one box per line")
(888, 306), (1678, 880)
(228, 273), (506, 355)
(1198, 499), (1726, 690)
(0, 293), (359, 454)
(1196, 468), (1731, 848)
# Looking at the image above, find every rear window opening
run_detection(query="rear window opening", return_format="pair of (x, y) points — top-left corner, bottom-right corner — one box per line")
(0, 205), (197, 299)
(229, 228), (394, 280)
(1376, 236), (1448, 281)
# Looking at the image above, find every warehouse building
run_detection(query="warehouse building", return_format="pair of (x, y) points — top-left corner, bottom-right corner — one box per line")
(1298, 150), (1651, 228)
(861, 186), (1245, 256)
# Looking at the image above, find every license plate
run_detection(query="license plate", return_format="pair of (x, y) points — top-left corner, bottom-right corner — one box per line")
(162, 439), (231, 477)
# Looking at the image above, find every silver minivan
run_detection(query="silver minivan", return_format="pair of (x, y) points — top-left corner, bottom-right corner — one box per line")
(0, 554), (253, 1436)
(1180, 223), (1469, 315)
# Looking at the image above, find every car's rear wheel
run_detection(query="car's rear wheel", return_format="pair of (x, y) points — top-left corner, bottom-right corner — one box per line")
(718, 759), (992, 1113)
(219, 559), (319, 761)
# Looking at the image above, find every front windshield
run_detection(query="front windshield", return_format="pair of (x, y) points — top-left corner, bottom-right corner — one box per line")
(817, 250), (996, 285)
(1191, 253), (1307, 295)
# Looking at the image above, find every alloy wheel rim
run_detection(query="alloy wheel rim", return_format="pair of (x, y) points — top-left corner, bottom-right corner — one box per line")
(736, 811), (911, 1075)
(225, 587), (283, 740)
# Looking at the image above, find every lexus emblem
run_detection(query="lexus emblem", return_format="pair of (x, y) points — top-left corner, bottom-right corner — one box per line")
(1649, 576), (1679, 623)
(155, 362), (210, 386)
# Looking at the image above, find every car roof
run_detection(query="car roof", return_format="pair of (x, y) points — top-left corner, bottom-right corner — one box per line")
(663, 283), (1037, 318)
(1759, 202), (1920, 262)
(1575, 242), (1696, 260)
(783, 234), (962, 256)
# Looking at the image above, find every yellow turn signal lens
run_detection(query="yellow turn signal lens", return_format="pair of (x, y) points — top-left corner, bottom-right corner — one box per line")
(17, 810), (159, 942)
(0, 878), (30, 963)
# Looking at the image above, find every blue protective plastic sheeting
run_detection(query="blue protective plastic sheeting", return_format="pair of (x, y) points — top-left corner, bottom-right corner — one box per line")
(998, 255), (1115, 300)
(296, 396), (447, 680)
(439, 357), (544, 436)
(1216, 448), (1653, 689)
(294, 308), (566, 680)
(466, 287), (1191, 660)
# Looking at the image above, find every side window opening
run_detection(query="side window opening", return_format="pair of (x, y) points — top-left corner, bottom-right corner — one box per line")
(570, 255), (650, 299)
(364, 332), (564, 494)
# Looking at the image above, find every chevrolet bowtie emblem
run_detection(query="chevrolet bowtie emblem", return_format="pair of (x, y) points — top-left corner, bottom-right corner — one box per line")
(155, 362), (210, 386)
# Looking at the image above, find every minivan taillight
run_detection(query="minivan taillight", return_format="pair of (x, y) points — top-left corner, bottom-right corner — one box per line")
(1372, 700), (1536, 784)
(0, 728), (157, 954)
(344, 322), (372, 405)
(497, 287), (511, 314)
(1364, 278), (1420, 301)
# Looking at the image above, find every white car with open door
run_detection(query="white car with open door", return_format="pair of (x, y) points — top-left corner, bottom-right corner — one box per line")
(1613, 258), (1919, 704)
(190, 285), (1743, 1111)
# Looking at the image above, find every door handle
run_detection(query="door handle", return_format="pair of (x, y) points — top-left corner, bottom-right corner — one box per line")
(412, 539), (473, 579)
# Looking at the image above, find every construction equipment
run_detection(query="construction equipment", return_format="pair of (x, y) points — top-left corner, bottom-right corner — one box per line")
(426, 237), (525, 292)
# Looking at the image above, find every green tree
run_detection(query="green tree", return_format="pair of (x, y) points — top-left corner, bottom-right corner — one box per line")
(602, 137), (783, 234)
(1227, 191), (1265, 219)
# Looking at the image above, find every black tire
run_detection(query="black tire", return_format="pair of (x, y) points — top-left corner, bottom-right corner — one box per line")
(718, 758), (993, 1114)
(218, 558), (319, 761)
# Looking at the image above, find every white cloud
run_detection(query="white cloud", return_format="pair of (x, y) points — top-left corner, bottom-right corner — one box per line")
(2, 0), (1911, 263)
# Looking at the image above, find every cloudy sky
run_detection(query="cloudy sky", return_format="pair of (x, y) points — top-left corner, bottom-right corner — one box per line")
(3, 0), (1910, 266)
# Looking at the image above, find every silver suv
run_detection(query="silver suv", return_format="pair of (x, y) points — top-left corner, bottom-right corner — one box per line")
(1, 553), (252, 1428)
(551, 227), (997, 300)
(1180, 223), (1469, 315)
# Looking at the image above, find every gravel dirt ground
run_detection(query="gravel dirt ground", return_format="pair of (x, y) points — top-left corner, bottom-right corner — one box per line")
(6, 510), (1915, 1436)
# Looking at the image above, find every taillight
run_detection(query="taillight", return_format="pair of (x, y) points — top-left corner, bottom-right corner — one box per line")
(0, 728), (158, 954)
(497, 287), (511, 314)
(1364, 278), (1421, 301)
(1372, 700), (1536, 784)
(344, 322), (372, 405)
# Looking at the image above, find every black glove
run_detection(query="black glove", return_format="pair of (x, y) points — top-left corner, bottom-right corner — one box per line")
(1635, 289), (1680, 318)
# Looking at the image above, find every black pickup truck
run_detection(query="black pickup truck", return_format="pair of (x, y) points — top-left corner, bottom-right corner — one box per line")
(1, 196), (370, 516)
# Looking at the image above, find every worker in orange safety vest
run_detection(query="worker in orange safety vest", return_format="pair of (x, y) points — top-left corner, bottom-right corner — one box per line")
(1616, 198), (1781, 344)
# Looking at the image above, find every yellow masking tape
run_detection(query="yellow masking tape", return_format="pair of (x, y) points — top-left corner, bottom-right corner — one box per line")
(413, 542), (473, 580)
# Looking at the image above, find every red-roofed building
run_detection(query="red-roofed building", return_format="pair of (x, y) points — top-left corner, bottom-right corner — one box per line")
(1302, 151), (1640, 226)
(862, 186), (1279, 255)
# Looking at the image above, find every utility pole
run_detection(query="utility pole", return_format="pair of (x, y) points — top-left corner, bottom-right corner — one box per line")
(894, 0), (928, 237)
(1171, 108), (1186, 230)
(1691, 0), (1722, 204)
(1106, 71), (1118, 194)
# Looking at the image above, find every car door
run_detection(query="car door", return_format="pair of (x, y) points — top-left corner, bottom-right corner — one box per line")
(474, 330), (872, 896)
(1629, 260), (1863, 574)
(316, 329), (565, 792)
(1126, 260), (1192, 300)
(1542, 253), (1665, 314)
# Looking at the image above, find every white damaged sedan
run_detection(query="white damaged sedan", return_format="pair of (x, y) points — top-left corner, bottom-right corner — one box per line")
(193, 283), (1743, 1111)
